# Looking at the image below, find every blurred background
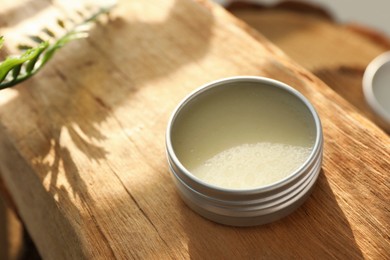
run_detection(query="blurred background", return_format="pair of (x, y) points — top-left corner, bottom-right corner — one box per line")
(214, 0), (390, 36)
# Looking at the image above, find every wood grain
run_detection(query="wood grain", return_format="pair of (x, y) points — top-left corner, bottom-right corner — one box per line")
(0, 0), (389, 259)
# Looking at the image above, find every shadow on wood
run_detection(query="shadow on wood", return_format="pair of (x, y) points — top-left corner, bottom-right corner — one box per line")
(0, 0), (215, 258)
(180, 170), (364, 259)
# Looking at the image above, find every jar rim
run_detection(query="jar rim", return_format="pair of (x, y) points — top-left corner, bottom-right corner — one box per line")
(166, 76), (323, 194)
(363, 51), (390, 130)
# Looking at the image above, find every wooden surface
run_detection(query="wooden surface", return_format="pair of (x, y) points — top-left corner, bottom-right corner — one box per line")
(229, 2), (390, 126)
(0, 0), (389, 259)
(0, 186), (23, 260)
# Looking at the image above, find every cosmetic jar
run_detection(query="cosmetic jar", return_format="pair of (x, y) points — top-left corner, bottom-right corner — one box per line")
(363, 51), (390, 132)
(166, 76), (323, 226)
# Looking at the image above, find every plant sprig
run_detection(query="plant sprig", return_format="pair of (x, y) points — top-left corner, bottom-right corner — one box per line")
(0, 3), (114, 90)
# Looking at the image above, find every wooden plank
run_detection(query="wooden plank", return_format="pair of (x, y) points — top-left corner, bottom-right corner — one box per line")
(0, 0), (389, 259)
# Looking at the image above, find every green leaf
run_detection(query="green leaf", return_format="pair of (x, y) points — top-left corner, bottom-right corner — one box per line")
(0, 36), (4, 50)
(25, 43), (48, 73)
(29, 35), (45, 44)
(76, 10), (85, 18)
(42, 28), (55, 38)
(57, 19), (66, 28)
(0, 41), (48, 82)
(17, 44), (33, 51)
(0, 2), (116, 90)
(29, 35), (44, 43)
(12, 64), (22, 80)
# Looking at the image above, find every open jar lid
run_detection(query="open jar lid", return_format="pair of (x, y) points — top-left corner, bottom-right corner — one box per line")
(363, 51), (390, 131)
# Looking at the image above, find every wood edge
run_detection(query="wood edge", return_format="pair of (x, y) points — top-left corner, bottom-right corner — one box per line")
(226, 0), (334, 20)
(226, 1), (390, 53)
(345, 23), (390, 50)
(203, 0), (291, 58)
(0, 176), (20, 219)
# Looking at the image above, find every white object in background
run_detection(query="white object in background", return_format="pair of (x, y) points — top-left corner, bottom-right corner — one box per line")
(363, 52), (390, 132)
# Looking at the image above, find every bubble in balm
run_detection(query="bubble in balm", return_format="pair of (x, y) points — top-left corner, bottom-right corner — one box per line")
(166, 76), (323, 226)
(192, 143), (312, 190)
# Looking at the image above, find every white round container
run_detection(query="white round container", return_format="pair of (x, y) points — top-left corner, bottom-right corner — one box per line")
(166, 76), (323, 226)
(363, 51), (390, 132)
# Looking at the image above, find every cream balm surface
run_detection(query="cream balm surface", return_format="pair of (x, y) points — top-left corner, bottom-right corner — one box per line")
(192, 142), (312, 189)
(171, 81), (316, 190)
